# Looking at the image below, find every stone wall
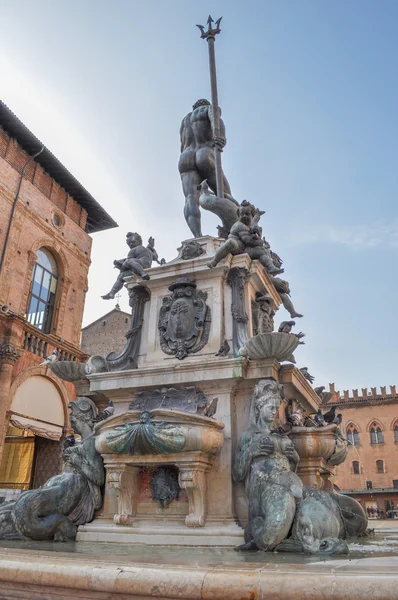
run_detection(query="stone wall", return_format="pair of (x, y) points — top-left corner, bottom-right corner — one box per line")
(81, 308), (131, 357)
(0, 127), (92, 347)
(0, 124), (94, 468)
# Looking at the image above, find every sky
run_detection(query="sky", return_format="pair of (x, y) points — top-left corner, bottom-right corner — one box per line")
(1, 0), (397, 392)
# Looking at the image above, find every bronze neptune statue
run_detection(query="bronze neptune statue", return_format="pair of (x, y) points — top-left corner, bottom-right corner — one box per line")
(179, 99), (237, 238)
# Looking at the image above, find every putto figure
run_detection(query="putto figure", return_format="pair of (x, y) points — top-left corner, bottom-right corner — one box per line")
(207, 200), (283, 275)
(179, 99), (236, 238)
(102, 233), (158, 299)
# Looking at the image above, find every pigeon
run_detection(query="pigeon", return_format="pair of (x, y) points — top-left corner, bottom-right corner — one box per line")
(304, 415), (317, 427)
(323, 405), (337, 424)
(299, 367), (315, 384)
(93, 400), (115, 423)
(278, 321), (296, 334)
(332, 413), (343, 425)
(270, 250), (283, 269)
(314, 386), (326, 396)
(314, 409), (325, 427)
(272, 422), (293, 435)
(294, 332), (306, 344)
(215, 340), (230, 357)
(204, 397), (218, 418)
(40, 350), (58, 366)
(63, 434), (75, 450)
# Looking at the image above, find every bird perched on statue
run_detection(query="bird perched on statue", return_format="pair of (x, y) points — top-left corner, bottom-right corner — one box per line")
(270, 250), (283, 270)
(39, 350), (58, 366)
(314, 409), (325, 427)
(314, 386), (326, 397)
(332, 413), (343, 425)
(215, 340), (230, 357)
(299, 367), (315, 384)
(294, 332), (306, 344)
(304, 415), (317, 427)
(93, 400), (115, 423)
(63, 434), (75, 450)
(278, 321), (296, 334)
(204, 398), (218, 418)
(323, 405), (337, 424)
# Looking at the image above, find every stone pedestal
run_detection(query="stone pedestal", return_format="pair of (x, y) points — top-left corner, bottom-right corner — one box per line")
(80, 237), (323, 546)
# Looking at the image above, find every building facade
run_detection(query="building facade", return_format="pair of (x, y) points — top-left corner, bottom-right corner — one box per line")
(81, 305), (131, 358)
(323, 384), (398, 518)
(0, 101), (116, 497)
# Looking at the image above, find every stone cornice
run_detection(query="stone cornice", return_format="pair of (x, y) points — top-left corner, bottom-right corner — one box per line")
(87, 356), (281, 396)
(279, 364), (321, 412)
(123, 243), (282, 308)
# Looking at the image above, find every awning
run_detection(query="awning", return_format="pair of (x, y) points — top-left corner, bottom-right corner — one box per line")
(9, 375), (65, 440)
(9, 412), (62, 440)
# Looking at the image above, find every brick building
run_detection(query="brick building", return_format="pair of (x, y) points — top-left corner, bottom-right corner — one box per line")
(0, 101), (116, 497)
(81, 305), (131, 358)
(322, 384), (398, 518)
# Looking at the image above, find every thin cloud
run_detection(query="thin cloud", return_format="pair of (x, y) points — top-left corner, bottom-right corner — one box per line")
(293, 221), (398, 249)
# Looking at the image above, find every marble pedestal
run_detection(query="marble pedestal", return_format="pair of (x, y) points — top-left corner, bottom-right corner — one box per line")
(80, 237), (323, 546)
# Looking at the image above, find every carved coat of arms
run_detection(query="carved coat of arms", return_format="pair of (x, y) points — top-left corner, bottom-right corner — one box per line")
(158, 278), (211, 360)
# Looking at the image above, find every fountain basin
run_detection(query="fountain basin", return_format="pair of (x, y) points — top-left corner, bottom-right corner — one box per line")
(239, 332), (300, 362)
(95, 409), (224, 456)
(289, 424), (341, 461)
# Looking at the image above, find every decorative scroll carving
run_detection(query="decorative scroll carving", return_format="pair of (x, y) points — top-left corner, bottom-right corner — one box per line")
(158, 277), (211, 360)
(227, 267), (249, 356)
(179, 467), (207, 527)
(106, 466), (139, 526)
(104, 285), (150, 371)
(0, 342), (21, 365)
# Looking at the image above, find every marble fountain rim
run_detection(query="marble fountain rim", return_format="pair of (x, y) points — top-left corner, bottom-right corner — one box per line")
(94, 409), (225, 433)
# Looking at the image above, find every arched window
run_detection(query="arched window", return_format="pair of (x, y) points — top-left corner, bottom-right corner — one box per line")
(352, 461), (360, 475)
(370, 423), (384, 445)
(346, 424), (360, 446)
(26, 249), (58, 334)
(376, 460), (384, 474)
(394, 425), (398, 443)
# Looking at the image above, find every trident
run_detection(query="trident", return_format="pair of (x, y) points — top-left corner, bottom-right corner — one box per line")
(197, 16), (224, 200)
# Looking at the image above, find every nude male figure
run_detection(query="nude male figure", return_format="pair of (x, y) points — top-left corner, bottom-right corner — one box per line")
(179, 99), (235, 238)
